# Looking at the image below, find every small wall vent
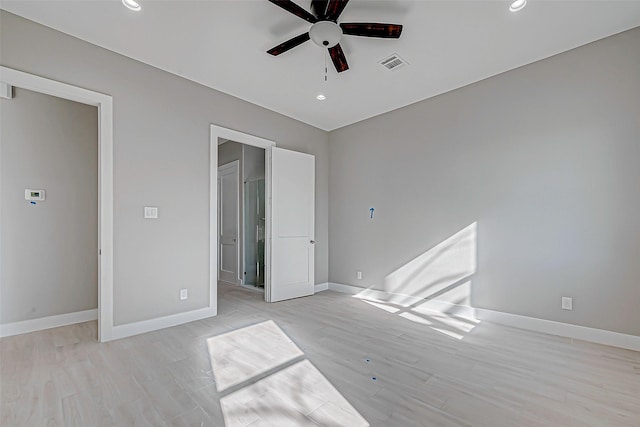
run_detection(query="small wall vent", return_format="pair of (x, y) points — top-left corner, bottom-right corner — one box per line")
(379, 53), (407, 71)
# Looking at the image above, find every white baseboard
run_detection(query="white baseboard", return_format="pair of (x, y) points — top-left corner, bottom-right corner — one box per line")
(314, 282), (329, 292)
(326, 283), (640, 352)
(0, 309), (98, 338)
(110, 307), (217, 341)
(473, 308), (640, 352)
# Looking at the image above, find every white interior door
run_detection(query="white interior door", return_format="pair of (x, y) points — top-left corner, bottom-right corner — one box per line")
(268, 147), (315, 302)
(218, 161), (240, 284)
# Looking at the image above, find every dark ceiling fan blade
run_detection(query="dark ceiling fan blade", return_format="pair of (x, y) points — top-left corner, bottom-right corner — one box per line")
(328, 43), (349, 73)
(325, 0), (349, 21)
(267, 0), (318, 24)
(267, 32), (310, 55)
(311, 0), (329, 19)
(340, 23), (403, 38)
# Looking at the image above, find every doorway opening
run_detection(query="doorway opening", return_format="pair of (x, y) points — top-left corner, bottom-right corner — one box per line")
(211, 125), (274, 305)
(0, 67), (113, 342)
(210, 125), (316, 306)
(218, 141), (266, 293)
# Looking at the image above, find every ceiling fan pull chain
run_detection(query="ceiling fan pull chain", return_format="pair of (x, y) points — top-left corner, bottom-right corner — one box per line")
(324, 52), (328, 82)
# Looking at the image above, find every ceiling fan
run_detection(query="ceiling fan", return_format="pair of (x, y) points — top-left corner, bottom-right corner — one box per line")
(266, 0), (403, 73)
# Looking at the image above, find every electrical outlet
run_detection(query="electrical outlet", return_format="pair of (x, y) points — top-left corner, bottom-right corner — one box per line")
(561, 297), (572, 310)
(144, 206), (159, 219)
(356, 271), (362, 280)
(180, 288), (188, 300)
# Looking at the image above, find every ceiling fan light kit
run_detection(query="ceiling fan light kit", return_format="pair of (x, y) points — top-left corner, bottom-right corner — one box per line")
(309, 21), (342, 48)
(266, 0), (403, 73)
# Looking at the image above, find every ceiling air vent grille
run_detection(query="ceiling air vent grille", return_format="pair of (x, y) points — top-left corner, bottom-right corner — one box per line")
(379, 53), (407, 71)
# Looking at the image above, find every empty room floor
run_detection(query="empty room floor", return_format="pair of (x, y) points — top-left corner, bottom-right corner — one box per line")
(1, 284), (639, 426)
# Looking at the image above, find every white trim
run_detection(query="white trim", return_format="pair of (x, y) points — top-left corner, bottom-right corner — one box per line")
(314, 282), (329, 292)
(327, 283), (640, 352)
(212, 125), (276, 149)
(210, 125), (275, 303)
(0, 309), (98, 338)
(110, 307), (216, 341)
(474, 308), (640, 352)
(0, 67), (114, 342)
(209, 129), (219, 313)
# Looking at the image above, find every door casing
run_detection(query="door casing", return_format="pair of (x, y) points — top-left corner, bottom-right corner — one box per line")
(0, 66), (114, 342)
(210, 126), (274, 303)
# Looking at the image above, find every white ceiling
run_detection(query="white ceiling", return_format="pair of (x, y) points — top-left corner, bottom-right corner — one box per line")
(2, 1), (640, 131)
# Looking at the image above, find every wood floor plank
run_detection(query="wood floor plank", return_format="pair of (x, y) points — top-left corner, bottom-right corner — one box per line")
(1, 283), (639, 426)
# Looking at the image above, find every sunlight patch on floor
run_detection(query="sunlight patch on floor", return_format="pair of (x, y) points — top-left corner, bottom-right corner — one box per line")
(398, 311), (433, 325)
(206, 320), (303, 392)
(358, 297), (480, 340)
(362, 299), (400, 313)
(220, 359), (368, 427)
(207, 320), (369, 426)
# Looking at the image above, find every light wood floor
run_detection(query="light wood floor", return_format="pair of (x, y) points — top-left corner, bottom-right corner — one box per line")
(2, 283), (639, 426)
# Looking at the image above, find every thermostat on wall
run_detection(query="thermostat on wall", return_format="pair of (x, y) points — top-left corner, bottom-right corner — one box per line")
(25, 189), (45, 201)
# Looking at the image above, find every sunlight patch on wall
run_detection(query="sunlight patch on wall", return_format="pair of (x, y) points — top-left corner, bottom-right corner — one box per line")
(350, 223), (480, 340)
(383, 222), (477, 304)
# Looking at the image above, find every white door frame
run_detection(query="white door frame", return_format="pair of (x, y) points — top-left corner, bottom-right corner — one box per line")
(0, 66), (114, 342)
(217, 160), (241, 285)
(210, 125), (275, 301)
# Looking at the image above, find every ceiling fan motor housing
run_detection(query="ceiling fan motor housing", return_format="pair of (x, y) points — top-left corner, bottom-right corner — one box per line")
(309, 21), (343, 48)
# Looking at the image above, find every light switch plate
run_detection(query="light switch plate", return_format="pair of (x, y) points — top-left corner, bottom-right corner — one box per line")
(144, 206), (158, 219)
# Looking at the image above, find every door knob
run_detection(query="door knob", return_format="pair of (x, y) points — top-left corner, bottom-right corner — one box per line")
(310, 240), (315, 244)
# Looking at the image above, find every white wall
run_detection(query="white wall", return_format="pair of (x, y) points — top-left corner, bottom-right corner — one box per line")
(0, 87), (98, 323)
(328, 27), (640, 337)
(0, 11), (329, 326)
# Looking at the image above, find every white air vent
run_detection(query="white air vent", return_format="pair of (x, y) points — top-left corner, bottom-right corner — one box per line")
(379, 53), (407, 71)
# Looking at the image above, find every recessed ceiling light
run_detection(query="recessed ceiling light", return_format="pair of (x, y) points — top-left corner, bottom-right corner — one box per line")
(316, 94), (326, 101)
(509, 0), (527, 12)
(122, 0), (141, 12)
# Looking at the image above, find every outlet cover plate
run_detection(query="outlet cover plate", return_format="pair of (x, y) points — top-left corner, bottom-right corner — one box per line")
(561, 297), (573, 310)
(180, 288), (188, 300)
(144, 206), (159, 219)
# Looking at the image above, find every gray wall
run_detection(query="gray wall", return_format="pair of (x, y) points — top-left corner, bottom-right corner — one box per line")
(218, 140), (243, 168)
(0, 11), (329, 326)
(243, 144), (265, 182)
(328, 27), (640, 336)
(0, 88), (98, 323)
